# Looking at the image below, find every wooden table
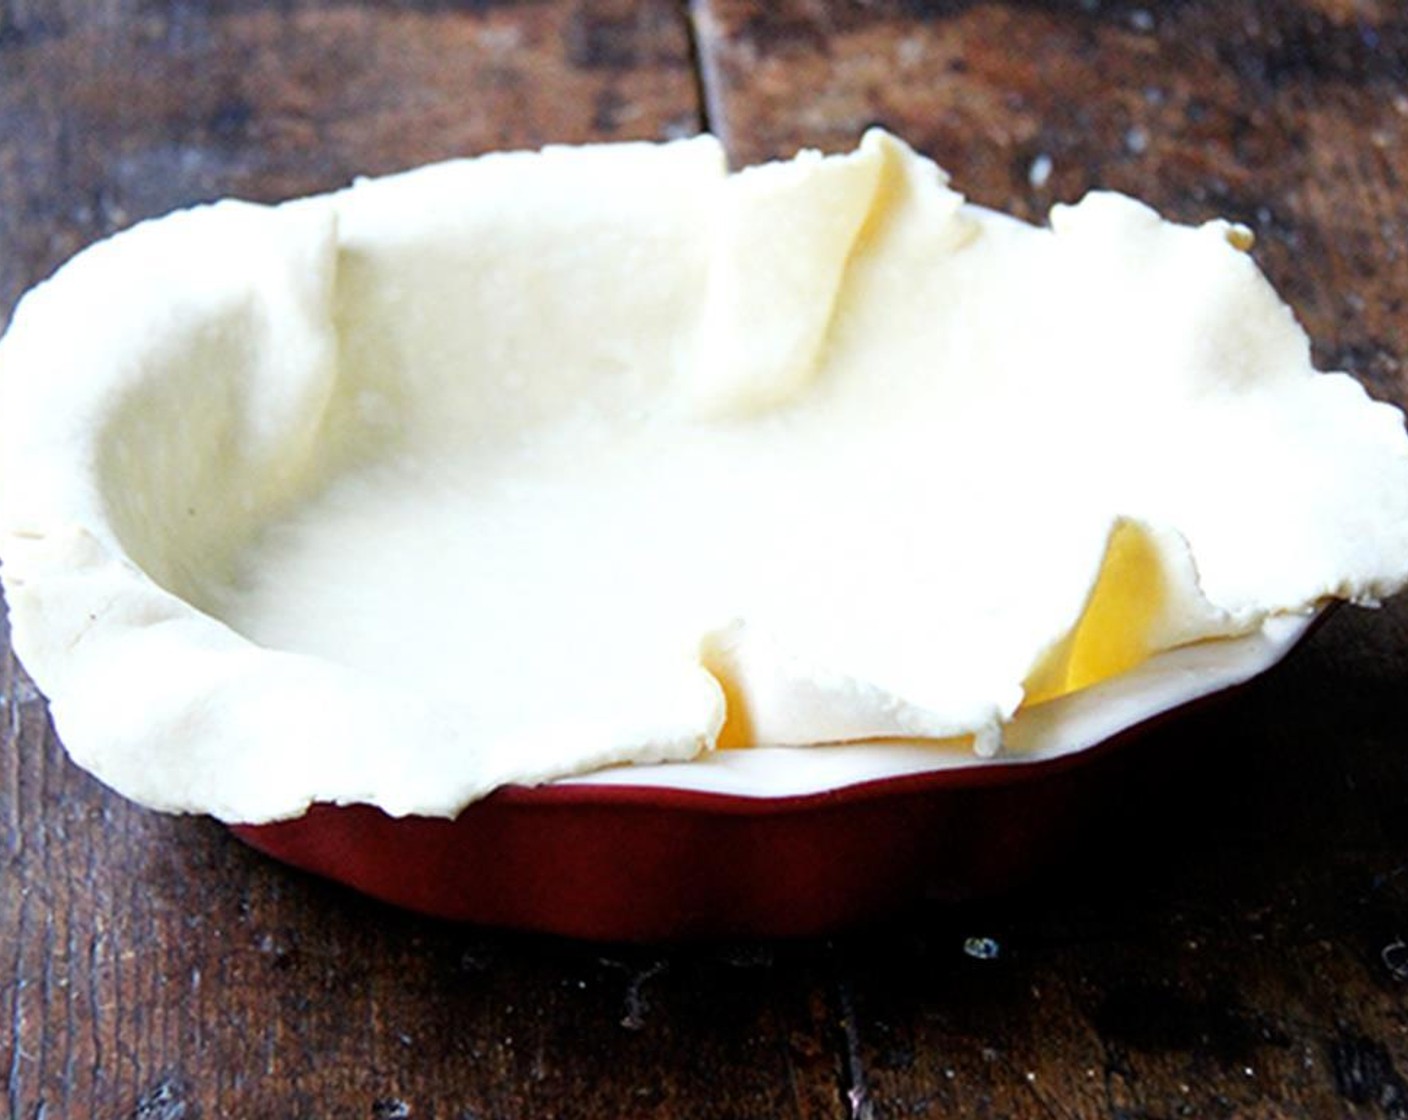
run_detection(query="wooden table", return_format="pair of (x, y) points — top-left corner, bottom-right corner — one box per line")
(5, 2), (1408, 1115)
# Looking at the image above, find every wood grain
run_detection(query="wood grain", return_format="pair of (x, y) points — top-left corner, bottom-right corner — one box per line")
(6, 1), (1408, 1117)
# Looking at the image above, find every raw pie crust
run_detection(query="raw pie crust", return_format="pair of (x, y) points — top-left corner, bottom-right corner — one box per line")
(3, 132), (1407, 823)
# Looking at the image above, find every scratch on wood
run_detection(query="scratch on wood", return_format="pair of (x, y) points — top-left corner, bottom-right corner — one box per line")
(1, 676), (40, 709)
(7, 995), (23, 1120)
(87, 927), (105, 1093)
(129, 1076), (189, 1120)
(835, 976), (875, 1120)
(1328, 1033), (1408, 1117)
(684, 0), (731, 156)
(1383, 937), (1408, 981)
(605, 959), (666, 1032)
(3, 670), (22, 858)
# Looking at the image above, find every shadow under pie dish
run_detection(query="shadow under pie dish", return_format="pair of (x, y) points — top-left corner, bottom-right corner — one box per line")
(2, 132), (1406, 938)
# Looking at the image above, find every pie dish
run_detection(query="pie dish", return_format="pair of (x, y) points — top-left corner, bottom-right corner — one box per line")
(232, 613), (1313, 939)
(2, 132), (1406, 937)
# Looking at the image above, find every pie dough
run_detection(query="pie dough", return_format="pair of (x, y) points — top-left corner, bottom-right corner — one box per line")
(3, 131), (1407, 823)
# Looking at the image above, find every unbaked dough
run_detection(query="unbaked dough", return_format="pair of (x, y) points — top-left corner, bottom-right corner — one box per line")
(3, 131), (1407, 822)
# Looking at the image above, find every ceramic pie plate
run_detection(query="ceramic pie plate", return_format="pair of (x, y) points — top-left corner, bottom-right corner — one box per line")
(232, 613), (1313, 940)
(4, 132), (1407, 942)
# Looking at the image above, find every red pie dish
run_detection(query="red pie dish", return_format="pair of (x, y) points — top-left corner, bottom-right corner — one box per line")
(3, 136), (1404, 943)
(233, 616), (1311, 940)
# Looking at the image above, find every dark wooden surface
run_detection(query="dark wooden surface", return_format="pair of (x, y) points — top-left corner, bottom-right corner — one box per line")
(5, 1), (1408, 1116)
